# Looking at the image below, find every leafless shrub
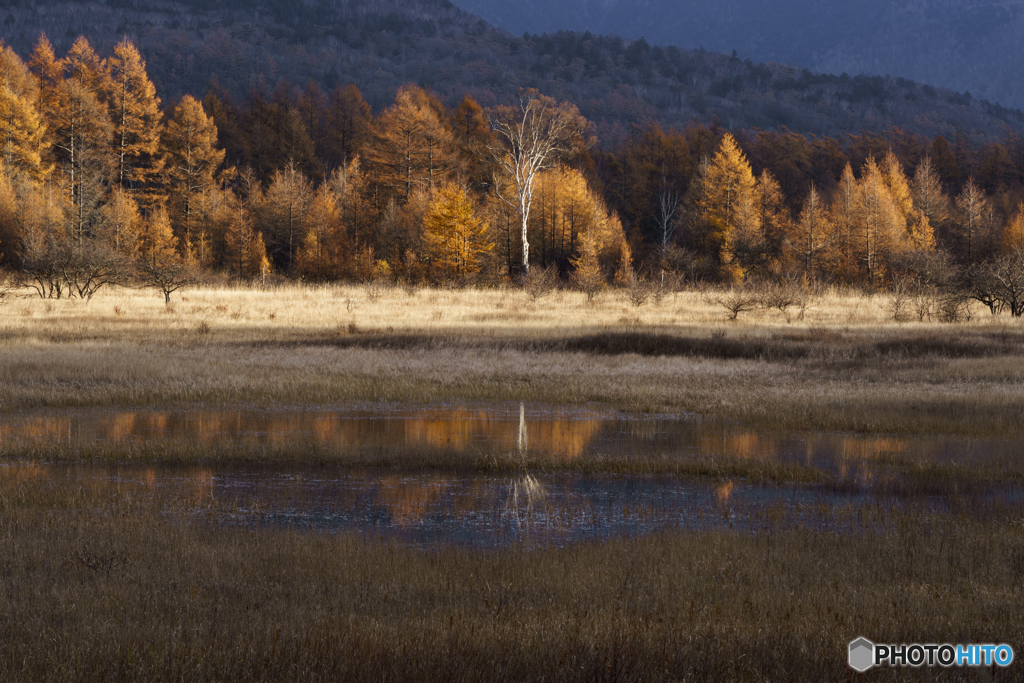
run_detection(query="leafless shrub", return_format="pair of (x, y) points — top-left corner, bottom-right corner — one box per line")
(0, 271), (12, 305)
(399, 278), (420, 297)
(936, 292), (972, 323)
(709, 286), (761, 321)
(971, 251), (1024, 317)
(761, 285), (797, 314)
(524, 266), (559, 301)
(885, 277), (912, 322)
(626, 275), (651, 307)
(364, 278), (385, 304)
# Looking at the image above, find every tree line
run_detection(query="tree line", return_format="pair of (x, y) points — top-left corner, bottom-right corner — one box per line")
(3, 33), (1024, 311)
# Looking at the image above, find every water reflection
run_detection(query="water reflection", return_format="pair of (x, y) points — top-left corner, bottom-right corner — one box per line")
(0, 461), (944, 548)
(0, 403), (1020, 479)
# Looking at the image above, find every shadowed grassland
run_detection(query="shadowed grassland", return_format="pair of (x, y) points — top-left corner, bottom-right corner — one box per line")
(1, 479), (1021, 682)
(4, 285), (1024, 437)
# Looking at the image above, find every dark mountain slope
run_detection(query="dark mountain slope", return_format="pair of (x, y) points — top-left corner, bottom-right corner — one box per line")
(449, 0), (1024, 110)
(0, 0), (1021, 144)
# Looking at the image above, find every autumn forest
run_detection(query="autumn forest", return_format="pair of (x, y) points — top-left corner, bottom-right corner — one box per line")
(4, 33), (1024, 305)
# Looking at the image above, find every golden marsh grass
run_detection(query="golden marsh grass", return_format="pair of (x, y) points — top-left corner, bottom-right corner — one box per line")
(3, 283), (1024, 437)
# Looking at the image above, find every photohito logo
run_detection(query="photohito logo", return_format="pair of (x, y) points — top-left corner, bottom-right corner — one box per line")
(849, 637), (1014, 672)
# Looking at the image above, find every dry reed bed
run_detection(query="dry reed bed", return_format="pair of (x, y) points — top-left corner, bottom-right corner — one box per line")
(2, 284), (1024, 437)
(1, 480), (1021, 682)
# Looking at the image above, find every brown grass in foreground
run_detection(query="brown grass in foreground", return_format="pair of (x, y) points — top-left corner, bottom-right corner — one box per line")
(1, 480), (1021, 682)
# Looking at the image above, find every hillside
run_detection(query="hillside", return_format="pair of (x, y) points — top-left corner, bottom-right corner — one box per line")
(448, 0), (1024, 111)
(0, 0), (1022, 145)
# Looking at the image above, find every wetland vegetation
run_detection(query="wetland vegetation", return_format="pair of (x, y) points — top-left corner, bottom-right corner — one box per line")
(2, 283), (1024, 680)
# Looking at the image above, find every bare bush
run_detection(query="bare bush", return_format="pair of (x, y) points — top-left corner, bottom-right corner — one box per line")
(524, 266), (559, 301)
(885, 277), (912, 322)
(399, 278), (420, 297)
(972, 251), (1024, 317)
(626, 275), (651, 307)
(0, 271), (12, 305)
(936, 292), (972, 323)
(364, 278), (386, 304)
(709, 286), (761, 321)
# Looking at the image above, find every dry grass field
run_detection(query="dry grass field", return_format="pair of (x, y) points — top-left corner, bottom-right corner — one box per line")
(3, 282), (1024, 681)
(0, 476), (1021, 683)
(2, 282), (1024, 436)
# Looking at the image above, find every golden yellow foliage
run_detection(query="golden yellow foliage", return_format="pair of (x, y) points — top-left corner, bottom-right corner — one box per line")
(108, 40), (163, 193)
(0, 46), (48, 179)
(98, 187), (141, 258)
(296, 185), (344, 281)
(423, 183), (492, 275)
(699, 133), (759, 279)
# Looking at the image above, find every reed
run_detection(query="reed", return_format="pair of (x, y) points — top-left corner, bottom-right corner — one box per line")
(0, 478), (1020, 682)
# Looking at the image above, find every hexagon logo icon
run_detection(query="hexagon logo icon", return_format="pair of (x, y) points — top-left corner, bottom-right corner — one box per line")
(849, 637), (874, 672)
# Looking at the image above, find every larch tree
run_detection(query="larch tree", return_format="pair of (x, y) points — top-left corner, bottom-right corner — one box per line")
(422, 183), (492, 275)
(260, 161), (312, 271)
(449, 95), (495, 192)
(27, 34), (63, 105)
(138, 205), (193, 303)
(570, 225), (604, 301)
(791, 185), (835, 278)
(107, 40), (162, 195)
(296, 184), (343, 281)
(0, 166), (17, 260)
(326, 83), (370, 169)
(857, 157), (906, 284)
(297, 81), (328, 167)
(224, 205), (269, 280)
(1004, 205), (1024, 255)
(188, 185), (236, 270)
(911, 157), (948, 242)
(98, 187), (141, 258)
(758, 170), (790, 248)
(62, 37), (111, 102)
(489, 90), (587, 277)
(365, 85), (454, 204)
(161, 95), (225, 248)
(699, 133), (759, 279)
(881, 150), (933, 251)
(0, 46), (48, 179)
(50, 78), (113, 242)
(829, 163), (859, 281)
(955, 177), (988, 267)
